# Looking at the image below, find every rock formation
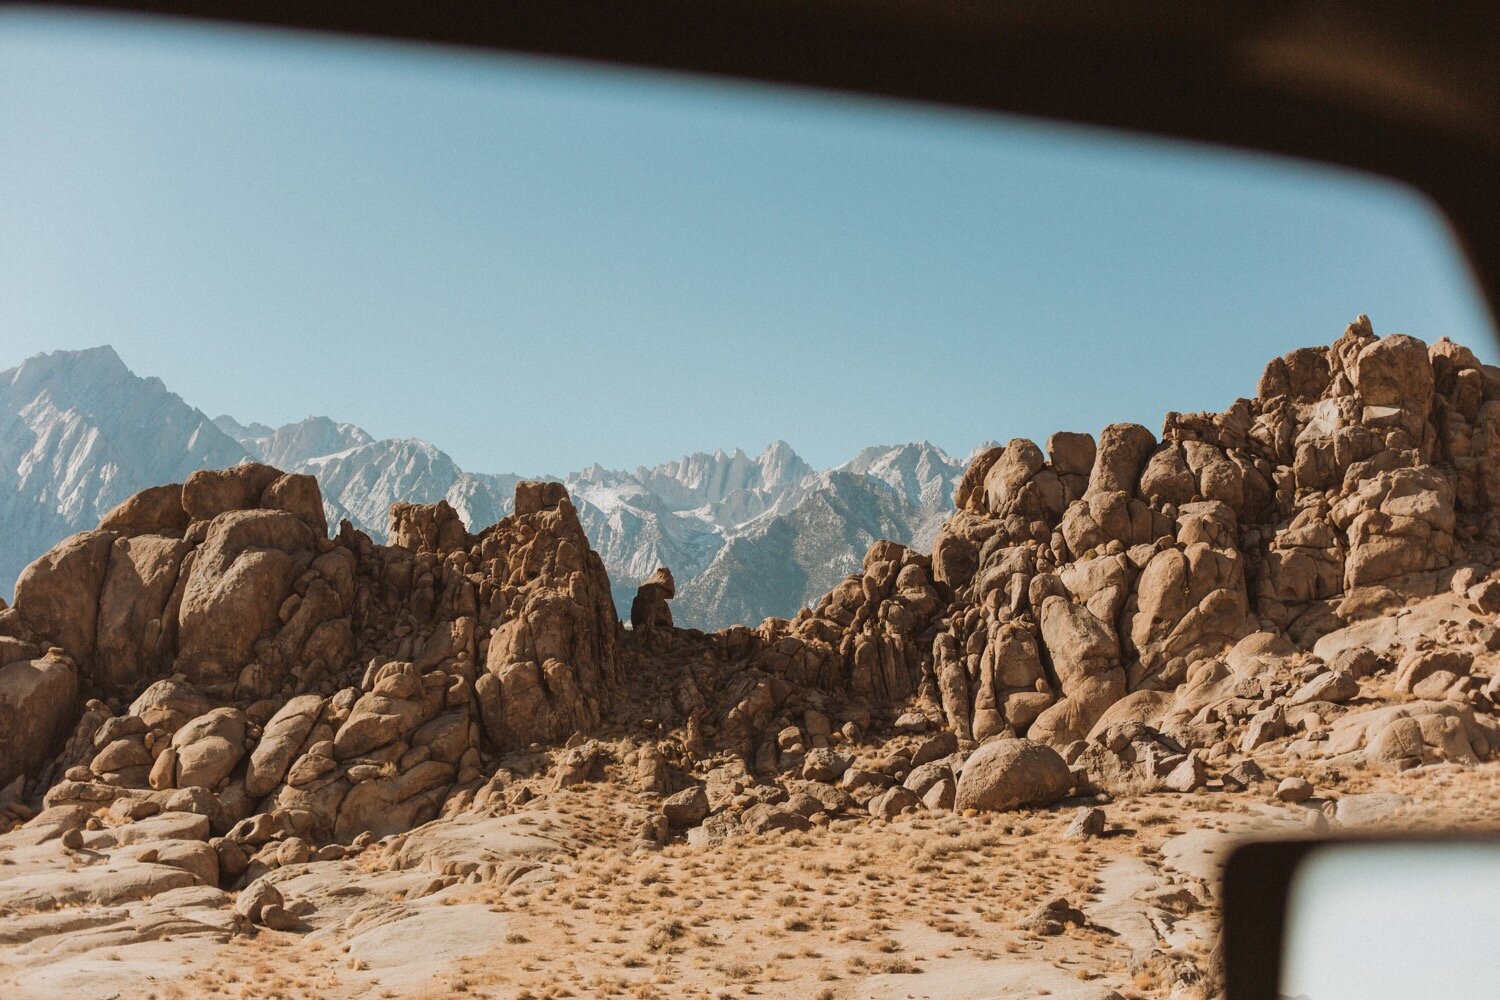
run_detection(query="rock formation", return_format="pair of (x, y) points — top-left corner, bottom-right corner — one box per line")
(4, 319), (1500, 1000)
(0, 465), (619, 833)
(630, 567), (676, 635)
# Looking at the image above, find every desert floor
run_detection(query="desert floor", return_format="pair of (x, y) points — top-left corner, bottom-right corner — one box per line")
(8, 756), (1499, 1000)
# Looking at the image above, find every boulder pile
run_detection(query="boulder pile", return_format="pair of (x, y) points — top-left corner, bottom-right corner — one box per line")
(712, 317), (1500, 766)
(3, 316), (1500, 885)
(0, 469), (620, 856)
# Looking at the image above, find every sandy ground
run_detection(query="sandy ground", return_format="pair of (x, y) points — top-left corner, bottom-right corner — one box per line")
(8, 755), (1498, 1000)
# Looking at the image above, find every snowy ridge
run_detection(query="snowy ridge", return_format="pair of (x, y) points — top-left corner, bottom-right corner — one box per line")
(3, 347), (969, 625)
(0, 347), (250, 595)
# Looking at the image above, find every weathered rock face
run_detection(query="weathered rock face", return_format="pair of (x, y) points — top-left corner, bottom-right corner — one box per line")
(174, 510), (318, 692)
(10, 530), (115, 672)
(244, 694), (323, 799)
(1, 463), (350, 707)
(472, 485), (620, 748)
(388, 498), (469, 554)
(0, 651), (78, 788)
(744, 539), (943, 703)
(560, 319), (1499, 777)
(94, 534), (191, 693)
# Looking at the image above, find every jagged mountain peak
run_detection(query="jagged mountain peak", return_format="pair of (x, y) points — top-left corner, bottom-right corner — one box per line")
(0, 346), (250, 597)
(10, 343), (127, 374)
(7, 345), (138, 397)
(1, 344), (974, 625)
(222, 414), (376, 469)
(212, 414), (274, 441)
(838, 440), (956, 470)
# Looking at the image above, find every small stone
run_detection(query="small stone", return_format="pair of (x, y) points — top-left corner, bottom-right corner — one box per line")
(1241, 706), (1286, 752)
(260, 902), (301, 931)
(661, 785), (709, 828)
(1018, 897), (1085, 936)
(276, 837), (312, 866)
(893, 711), (932, 735)
(1221, 759), (1266, 791)
(911, 731), (958, 766)
(1162, 753), (1207, 793)
(234, 876), (284, 925)
(840, 769), (893, 794)
(801, 747), (853, 783)
(108, 797), (162, 822)
(1064, 806), (1106, 840)
(1329, 647), (1382, 678)
(867, 785), (920, 820)
(639, 813), (668, 844)
(1468, 579), (1500, 614)
(1289, 670), (1359, 706)
(921, 777), (955, 811)
(1275, 777), (1314, 803)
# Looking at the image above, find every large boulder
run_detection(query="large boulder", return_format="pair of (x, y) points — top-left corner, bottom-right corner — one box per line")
(333, 759), (452, 841)
(982, 438), (1064, 525)
(93, 534), (190, 693)
(1352, 333), (1433, 412)
(245, 695), (324, 798)
(388, 498), (468, 553)
(1126, 539), (1250, 690)
(170, 707), (249, 789)
(181, 464), (283, 524)
(1258, 345), (1332, 402)
(98, 482), (189, 537)
(174, 509), (317, 689)
(0, 652), (79, 787)
(1031, 597), (1125, 745)
(130, 679), (217, 734)
(11, 529), (116, 669)
(1333, 467), (1455, 589)
(954, 738), (1072, 812)
(630, 567), (676, 634)
(260, 472), (329, 536)
(1088, 423), (1157, 496)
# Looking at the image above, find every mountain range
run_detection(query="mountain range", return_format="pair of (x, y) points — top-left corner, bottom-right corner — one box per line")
(0, 346), (972, 628)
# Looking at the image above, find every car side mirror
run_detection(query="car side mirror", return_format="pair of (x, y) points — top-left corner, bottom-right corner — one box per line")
(1222, 836), (1500, 1000)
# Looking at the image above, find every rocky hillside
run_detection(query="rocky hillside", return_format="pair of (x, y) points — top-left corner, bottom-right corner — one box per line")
(3, 317), (1500, 999)
(0, 345), (967, 624)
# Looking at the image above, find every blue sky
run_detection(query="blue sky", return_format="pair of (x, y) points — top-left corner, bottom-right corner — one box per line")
(1, 9), (1495, 475)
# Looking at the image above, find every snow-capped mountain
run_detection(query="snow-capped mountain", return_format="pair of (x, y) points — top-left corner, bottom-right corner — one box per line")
(0, 346), (253, 594)
(671, 469), (918, 630)
(214, 414), (372, 470)
(671, 447), (970, 630)
(211, 415), (522, 544)
(1, 346), (969, 626)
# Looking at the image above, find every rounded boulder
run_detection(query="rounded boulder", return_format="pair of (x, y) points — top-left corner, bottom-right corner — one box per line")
(954, 738), (1072, 812)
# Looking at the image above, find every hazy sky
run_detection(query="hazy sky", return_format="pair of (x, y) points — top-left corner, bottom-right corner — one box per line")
(1, 9), (1495, 475)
